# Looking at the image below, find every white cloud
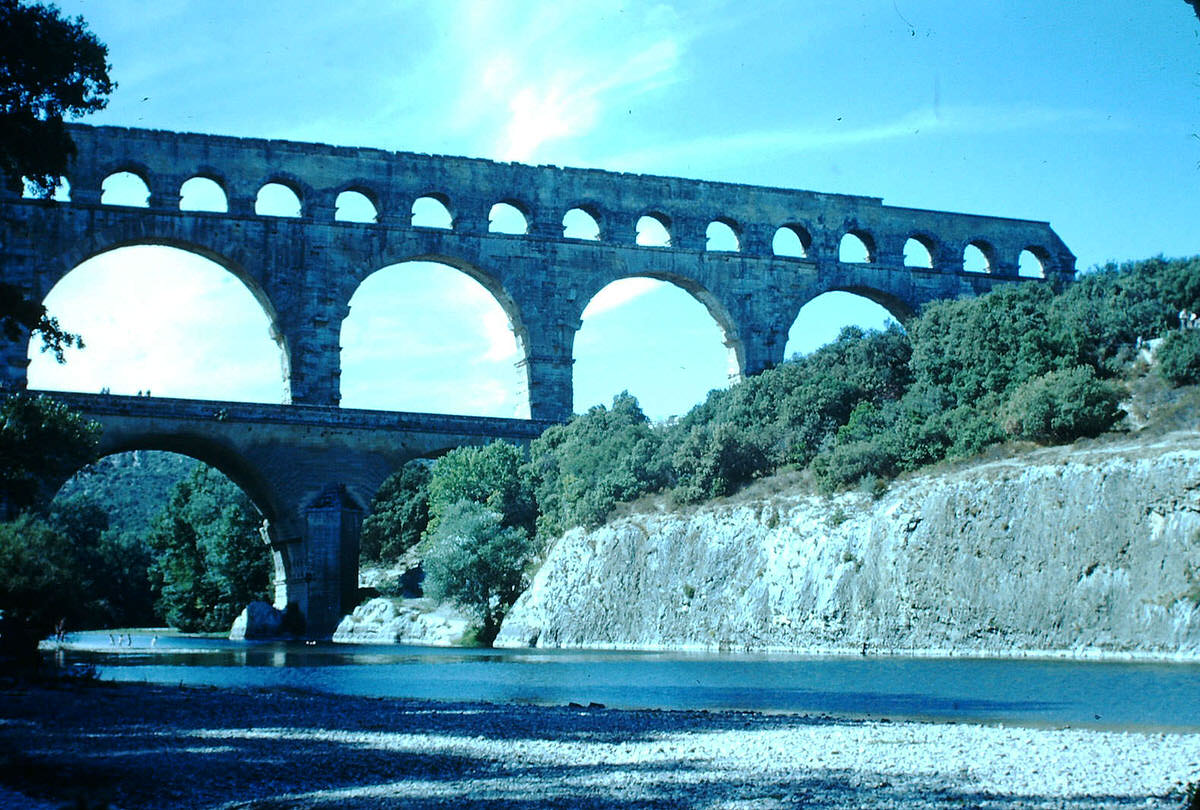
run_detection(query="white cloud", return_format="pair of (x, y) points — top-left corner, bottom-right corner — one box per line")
(580, 277), (664, 319)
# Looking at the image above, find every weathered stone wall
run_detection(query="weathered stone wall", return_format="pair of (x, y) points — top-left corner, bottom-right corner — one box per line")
(1, 125), (1075, 419)
(497, 433), (1200, 658)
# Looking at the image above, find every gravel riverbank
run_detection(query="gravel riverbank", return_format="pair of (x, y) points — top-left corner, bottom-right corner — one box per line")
(2, 681), (1198, 808)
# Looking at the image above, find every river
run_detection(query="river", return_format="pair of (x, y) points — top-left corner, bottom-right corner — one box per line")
(50, 631), (1200, 732)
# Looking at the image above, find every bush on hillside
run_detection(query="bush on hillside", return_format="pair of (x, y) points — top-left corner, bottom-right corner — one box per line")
(1000, 366), (1124, 444)
(525, 392), (668, 537)
(1157, 329), (1200, 386)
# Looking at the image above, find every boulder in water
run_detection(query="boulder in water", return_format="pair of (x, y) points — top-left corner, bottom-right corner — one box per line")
(229, 601), (285, 640)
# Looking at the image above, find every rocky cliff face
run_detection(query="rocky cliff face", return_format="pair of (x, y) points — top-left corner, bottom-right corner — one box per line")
(496, 432), (1200, 658)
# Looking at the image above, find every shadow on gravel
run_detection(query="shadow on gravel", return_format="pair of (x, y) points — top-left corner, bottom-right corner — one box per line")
(0, 682), (1175, 809)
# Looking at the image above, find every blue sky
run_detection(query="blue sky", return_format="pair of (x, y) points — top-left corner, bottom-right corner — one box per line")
(27, 1), (1200, 420)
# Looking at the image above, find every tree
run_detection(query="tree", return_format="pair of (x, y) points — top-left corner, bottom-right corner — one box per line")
(425, 441), (535, 539)
(360, 461), (431, 564)
(0, 391), (99, 517)
(0, 0), (114, 196)
(146, 466), (270, 633)
(422, 501), (536, 645)
(525, 392), (668, 538)
(1000, 366), (1124, 444)
(0, 0), (111, 362)
(0, 513), (82, 665)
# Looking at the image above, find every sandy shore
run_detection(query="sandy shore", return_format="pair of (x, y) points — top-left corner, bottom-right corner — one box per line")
(2, 680), (1198, 809)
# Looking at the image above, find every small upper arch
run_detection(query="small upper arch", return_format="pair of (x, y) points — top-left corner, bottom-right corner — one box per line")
(635, 211), (672, 247)
(335, 185), (380, 223)
(963, 239), (995, 273)
(705, 218), (740, 252)
(411, 192), (453, 229)
(838, 229), (876, 263)
(562, 203), (603, 241)
(772, 223), (812, 258)
(254, 176), (305, 218)
(101, 167), (152, 207)
(903, 233), (938, 269)
(1019, 245), (1050, 278)
(488, 199), (529, 235)
(179, 175), (229, 213)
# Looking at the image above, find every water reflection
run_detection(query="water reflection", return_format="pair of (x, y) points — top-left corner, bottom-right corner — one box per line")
(49, 632), (1200, 732)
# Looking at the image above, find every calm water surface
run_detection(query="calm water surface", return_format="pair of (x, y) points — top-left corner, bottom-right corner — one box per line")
(53, 631), (1200, 732)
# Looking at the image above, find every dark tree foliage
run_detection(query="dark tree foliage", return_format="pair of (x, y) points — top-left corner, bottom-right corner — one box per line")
(0, 281), (84, 363)
(525, 392), (668, 538)
(146, 466), (270, 633)
(0, 0), (114, 196)
(425, 440), (535, 539)
(422, 500), (535, 646)
(360, 461), (431, 564)
(0, 513), (81, 664)
(0, 392), (99, 516)
(1157, 329), (1200, 386)
(47, 494), (155, 628)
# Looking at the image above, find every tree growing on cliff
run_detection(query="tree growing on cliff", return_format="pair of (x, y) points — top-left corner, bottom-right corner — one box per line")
(422, 500), (535, 645)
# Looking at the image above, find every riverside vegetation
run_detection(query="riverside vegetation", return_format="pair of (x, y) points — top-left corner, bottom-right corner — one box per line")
(360, 255), (1200, 645)
(2, 256), (1198, 650)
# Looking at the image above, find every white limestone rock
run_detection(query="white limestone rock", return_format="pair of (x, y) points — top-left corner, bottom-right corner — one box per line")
(333, 597), (469, 646)
(497, 431), (1200, 658)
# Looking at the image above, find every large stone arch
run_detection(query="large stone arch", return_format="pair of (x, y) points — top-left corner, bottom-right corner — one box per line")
(41, 235), (283, 327)
(338, 251), (532, 414)
(575, 269), (746, 386)
(51, 436), (293, 610)
(823, 285), (918, 323)
(29, 235), (291, 399)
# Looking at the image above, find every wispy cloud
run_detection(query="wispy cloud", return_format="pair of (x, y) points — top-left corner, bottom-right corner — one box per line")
(580, 277), (664, 320)
(602, 104), (1127, 174)
(435, 2), (694, 162)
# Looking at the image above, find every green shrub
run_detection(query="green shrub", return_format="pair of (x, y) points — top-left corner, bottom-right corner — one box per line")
(1000, 366), (1124, 444)
(426, 440), (535, 539)
(811, 438), (898, 492)
(1157, 329), (1200, 386)
(525, 392), (668, 538)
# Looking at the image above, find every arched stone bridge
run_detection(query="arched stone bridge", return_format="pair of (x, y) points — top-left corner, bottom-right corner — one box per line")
(42, 391), (552, 635)
(1, 124), (1075, 419)
(0, 124), (1075, 634)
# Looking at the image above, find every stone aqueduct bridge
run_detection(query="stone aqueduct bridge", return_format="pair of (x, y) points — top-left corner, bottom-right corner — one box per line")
(42, 392), (552, 635)
(0, 125), (1075, 634)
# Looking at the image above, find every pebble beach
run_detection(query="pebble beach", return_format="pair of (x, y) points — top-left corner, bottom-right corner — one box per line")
(2, 681), (1198, 808)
